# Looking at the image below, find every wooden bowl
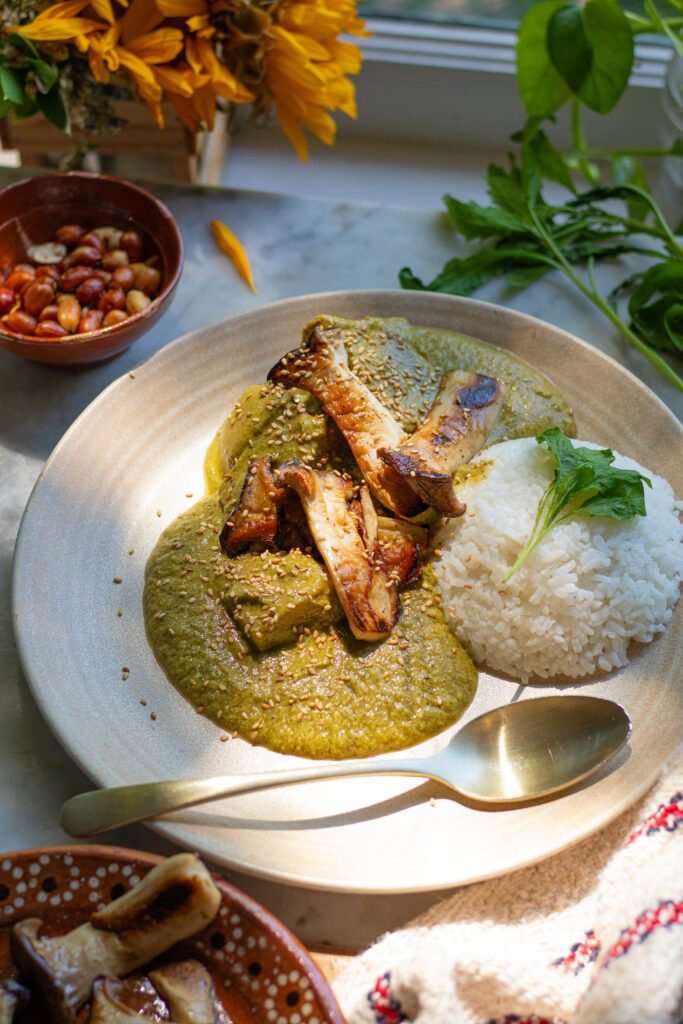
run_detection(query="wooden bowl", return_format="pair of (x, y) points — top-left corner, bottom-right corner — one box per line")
(0, 845), (345, 1023)
(0, 172), (183, 366)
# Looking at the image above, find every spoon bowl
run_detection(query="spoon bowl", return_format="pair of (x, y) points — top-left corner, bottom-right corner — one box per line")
(61, 696), (630, 838)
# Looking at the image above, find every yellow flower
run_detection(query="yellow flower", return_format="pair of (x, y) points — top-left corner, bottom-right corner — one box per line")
(86, 16), (185, 126)
(10, 0), (104, 47)
(264, 0), (368, 160)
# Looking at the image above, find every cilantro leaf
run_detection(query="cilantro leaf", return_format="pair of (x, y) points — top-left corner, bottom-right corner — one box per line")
(503, 428), (650, 580)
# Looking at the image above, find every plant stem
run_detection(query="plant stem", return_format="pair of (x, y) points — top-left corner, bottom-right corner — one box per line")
(529, 207), (683, 391)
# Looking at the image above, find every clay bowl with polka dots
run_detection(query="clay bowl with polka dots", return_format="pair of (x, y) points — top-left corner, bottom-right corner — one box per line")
(0, 845), (344, 1023)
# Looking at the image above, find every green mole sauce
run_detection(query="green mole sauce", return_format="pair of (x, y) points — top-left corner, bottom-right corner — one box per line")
(144, 316), (574, 760)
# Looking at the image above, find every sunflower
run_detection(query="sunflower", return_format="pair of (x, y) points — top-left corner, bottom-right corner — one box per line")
(263, 0), (368, 160)
(6, 0), (367, 157)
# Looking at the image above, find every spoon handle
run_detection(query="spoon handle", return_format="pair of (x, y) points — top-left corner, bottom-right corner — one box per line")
(60, 759), (435, 837)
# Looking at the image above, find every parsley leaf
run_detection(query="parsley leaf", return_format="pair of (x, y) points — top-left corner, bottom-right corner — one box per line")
(503, 428), (651, 580)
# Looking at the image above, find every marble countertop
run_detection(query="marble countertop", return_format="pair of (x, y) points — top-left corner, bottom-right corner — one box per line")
(0, 171), (680, 955)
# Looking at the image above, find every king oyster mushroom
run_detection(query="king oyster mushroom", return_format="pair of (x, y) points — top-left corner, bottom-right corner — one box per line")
(10, 854), (221, 1024)
(88, 978), (155, 1024)
(219, 456), (286, 555)
(268, 322), (424, 518)
(149, 960), (218, 1023)
(0, 980), (29, 1023)
(276, 462), (399, 641)
(379, 371), (505, 517)
(375, 516), (428, 586)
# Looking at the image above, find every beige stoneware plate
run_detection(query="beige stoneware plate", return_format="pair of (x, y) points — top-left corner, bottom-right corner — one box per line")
(12, 290), (683, 893)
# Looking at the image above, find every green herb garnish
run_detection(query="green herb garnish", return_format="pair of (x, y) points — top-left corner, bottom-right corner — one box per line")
(503, 428), (651, 581)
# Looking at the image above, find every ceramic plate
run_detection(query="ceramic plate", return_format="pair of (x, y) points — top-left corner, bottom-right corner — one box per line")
(12, 290), (683, 893)
(0, 845), (344, 1022)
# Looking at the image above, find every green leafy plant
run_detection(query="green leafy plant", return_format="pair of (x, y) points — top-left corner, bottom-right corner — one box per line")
(401, 0), (683, 391)
(0, 32), (66, 130)
(503, 428), (651, 580)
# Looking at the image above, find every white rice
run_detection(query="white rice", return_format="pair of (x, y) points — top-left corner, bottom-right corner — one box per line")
(435, 437), (683, 681)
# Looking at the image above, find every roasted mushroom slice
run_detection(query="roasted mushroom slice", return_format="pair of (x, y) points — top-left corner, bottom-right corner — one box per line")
(377, 516), (428, 586)
(0, 980), (29, 1024)
(268, 321), (424, 518)
(220, 456), (286, 555)
(89, 978), (152, 1024)
(150, 960), (218, 1023)
(10, 854), (221, 1024)
(379, 372), (505, 517)
(276, 462), (399, 641)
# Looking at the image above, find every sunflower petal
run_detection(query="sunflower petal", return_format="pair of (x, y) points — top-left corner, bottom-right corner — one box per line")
(153, 63), (197, 96)
(17, 17), (103, 40)
(156, 0), (207, 15)
(31, 0), (91, 20)
(211, 220), (256, 292)
(126, 27), (184, 63)
(120, 0), (163, 43)
(88, 0), (115, 23)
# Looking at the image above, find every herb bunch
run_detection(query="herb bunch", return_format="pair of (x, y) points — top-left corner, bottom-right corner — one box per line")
(400, 0), (683, 392)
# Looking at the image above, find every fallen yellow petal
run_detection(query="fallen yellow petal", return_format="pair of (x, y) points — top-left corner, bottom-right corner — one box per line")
(211, 219), (256, 293)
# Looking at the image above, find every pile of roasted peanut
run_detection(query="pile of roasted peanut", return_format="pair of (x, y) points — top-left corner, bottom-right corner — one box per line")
(0, 223), (162, 339)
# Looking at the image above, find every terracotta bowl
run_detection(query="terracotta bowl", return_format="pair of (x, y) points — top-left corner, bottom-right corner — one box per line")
(0, 172), (183, 366)
(0, 845), (345, 1023)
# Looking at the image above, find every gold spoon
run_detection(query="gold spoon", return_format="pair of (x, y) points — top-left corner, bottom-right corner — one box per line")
(61, 695), (630, 837)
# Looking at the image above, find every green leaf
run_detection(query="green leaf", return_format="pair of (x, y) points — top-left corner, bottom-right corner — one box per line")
(503, 428), (650, 579)
(505, 263), (550, 288)
(611, 156), (650, 220)
(443, 194), (528, 240)
(36, 84), (68, 131)
(547, 5), (594, 93)
(12, 97), (39, 120)
(400, 244), (555, 297)
(399, 267), (426, 290)
(28, 59), (58, 94)
(0, 96), (13, 118)
(628, 260), (683, 353)
(578, 0), (634, 113)
(6, 32), (40, 58)
(523, 128), (575, 192)
(516, 1), (572, 116)
(486, 162), (530, 217)
(0, 66), (25, 106)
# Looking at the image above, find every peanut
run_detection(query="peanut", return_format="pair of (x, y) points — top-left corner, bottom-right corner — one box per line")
(102, 249), (130, 270)
(55, 224), (85, 247)
(103, 309), (128, 327)
(77, 309), (104, 333)
(5, 309), (37, 335)
(35, 320), (69, 339)
(126, 289), (151, 315)
(75, 276), (106, 306)
(98, 288), (126, 313)
(133, 265), (161, 296)
(120, 230), (143, 262)
(22, 280), (56, 317)
(110, 266), (136, 292)
(57, 294), (81, 333)
(59, 266), (94, 292)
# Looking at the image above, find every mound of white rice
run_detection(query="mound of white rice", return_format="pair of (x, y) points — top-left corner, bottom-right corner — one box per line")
(435, 437), (682, 681)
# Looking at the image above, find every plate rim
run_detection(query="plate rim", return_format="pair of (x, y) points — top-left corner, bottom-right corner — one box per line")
(11, 289), (683, 894)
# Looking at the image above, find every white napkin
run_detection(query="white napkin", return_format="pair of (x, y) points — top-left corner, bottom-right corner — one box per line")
(333, 745), (683, 1024)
